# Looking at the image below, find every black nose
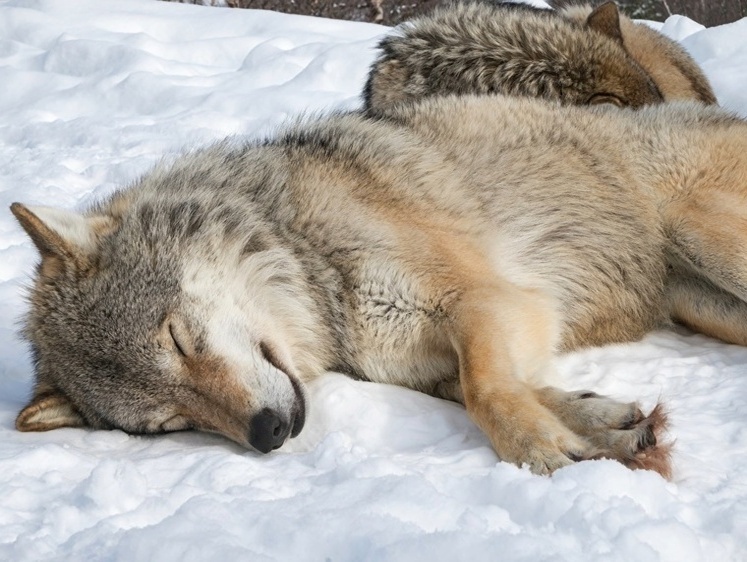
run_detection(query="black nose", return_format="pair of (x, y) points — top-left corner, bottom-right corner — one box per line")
(249, 408), (290, 453)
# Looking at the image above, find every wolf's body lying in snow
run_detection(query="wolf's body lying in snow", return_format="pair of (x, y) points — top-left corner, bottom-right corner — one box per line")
(14, 95), (747, 477)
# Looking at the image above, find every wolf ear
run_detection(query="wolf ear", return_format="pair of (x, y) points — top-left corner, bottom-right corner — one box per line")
(16, 387), (86, 432)
(10, 203), (117, 275)
(585, 1), (623, 43)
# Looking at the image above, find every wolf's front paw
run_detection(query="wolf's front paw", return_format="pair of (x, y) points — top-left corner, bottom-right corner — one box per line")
(535, 387), (672, 478)
(536, 387), (642, 432)
(593, 403), (672, 479)
(487, 413), (593, 475)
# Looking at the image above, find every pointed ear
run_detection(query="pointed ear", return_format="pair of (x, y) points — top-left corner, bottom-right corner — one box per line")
(16, 386), (86, 432)
(586, 1), (623, 43)
(10, 203), (117, 275)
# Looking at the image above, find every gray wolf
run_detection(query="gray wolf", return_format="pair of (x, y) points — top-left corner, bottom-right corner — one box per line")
(363, 1), (716, 113)
(15, 94), (747, 478)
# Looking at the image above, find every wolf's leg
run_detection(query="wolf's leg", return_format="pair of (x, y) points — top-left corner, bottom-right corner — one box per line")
(666, 262), (747, 346)
(446, 280), (671, 476)
(449, 284), (593, 474)
(665, 192), (747, 306)
(433, 372), (656, 452)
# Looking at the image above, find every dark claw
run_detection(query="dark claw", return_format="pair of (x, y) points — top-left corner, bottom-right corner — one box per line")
(638, 424), (657, 450)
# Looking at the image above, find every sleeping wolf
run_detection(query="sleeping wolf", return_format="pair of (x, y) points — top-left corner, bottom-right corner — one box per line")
(364, 1), (716, 112)
(14, 95), (747, 478)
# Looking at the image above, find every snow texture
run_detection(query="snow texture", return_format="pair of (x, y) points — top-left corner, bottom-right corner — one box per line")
(0, 0), (746, 560)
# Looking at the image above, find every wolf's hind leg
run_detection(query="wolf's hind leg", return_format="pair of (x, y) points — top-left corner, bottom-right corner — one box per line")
(449, 284), (593, 474)
(666, 263), (747, 346)
(665, 191), (747, 306)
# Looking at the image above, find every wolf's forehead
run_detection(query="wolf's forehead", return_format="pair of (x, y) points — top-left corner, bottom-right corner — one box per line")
(125, 199), (208, 240)
(37, 259), (179, 352)
(122, 194), (268, 246)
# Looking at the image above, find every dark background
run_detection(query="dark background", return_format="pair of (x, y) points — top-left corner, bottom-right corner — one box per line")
(614, 0), (744, 25)
(165, 1), (745, 27)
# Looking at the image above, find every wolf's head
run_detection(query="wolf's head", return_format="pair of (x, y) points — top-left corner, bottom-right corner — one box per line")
(10, 188), (328, 453)
(561, 2), (717, 106)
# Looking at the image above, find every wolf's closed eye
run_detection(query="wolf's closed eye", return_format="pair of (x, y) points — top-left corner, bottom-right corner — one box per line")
(169, 323), (189, 357)
(588, 93), (624, 107)
(260, 341), (286, 375)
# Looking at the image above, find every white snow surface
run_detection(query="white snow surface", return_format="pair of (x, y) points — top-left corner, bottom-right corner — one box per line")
(0, 0), (746, 560)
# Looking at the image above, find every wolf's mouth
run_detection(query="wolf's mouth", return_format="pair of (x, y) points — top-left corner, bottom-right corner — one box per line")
(288, 374), (306, 438)
(260, 340), (306, 438)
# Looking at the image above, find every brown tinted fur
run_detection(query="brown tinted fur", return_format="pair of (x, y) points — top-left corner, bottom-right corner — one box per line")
(365, 2), (715, 112)
(666, 266), (747, 347)
(363, 2), (664, 112)
(562, 3), (717, 104)
(179, 353), (254, 444)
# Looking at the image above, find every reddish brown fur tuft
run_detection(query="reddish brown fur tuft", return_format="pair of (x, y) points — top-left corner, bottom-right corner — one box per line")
(623, 403), (673, 480)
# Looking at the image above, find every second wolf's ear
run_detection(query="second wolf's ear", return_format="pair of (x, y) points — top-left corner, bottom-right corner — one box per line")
(10, 203), (117, 275)
(16, 386), (86, 432)
(585, 1), (623, 44)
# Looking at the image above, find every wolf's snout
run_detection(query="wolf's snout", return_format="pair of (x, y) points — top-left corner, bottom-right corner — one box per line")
(249, 408), (291, 453)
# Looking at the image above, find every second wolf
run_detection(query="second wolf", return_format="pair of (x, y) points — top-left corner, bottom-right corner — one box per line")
(364, 2), (715, 112)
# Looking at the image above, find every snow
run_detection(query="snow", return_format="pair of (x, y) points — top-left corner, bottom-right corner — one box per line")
(0, 0), (746, 559)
